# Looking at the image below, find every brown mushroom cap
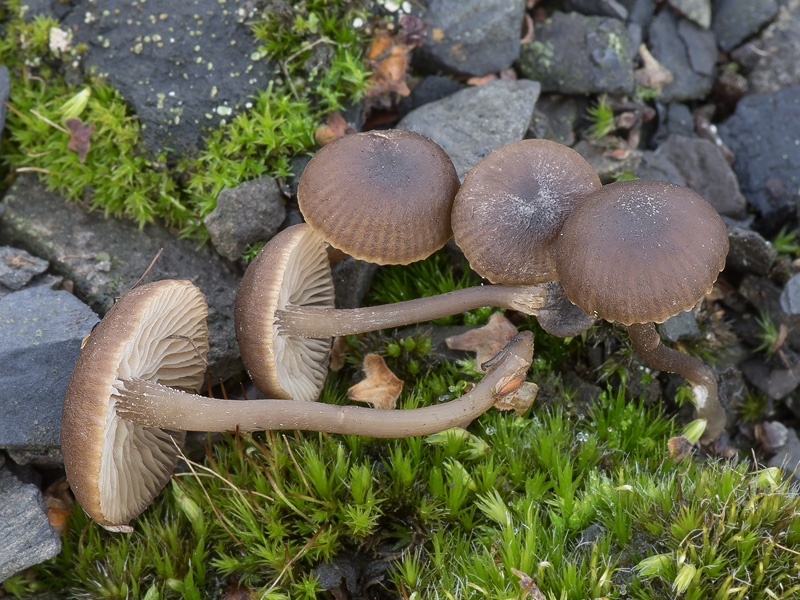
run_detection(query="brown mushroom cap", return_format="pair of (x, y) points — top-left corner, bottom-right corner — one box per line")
(452, 139), (601, 285)
(556, 180), (729, 326)
(297, 129), (460, 265)
(234, 223), (335, 402)
(61, 280), (209, 531)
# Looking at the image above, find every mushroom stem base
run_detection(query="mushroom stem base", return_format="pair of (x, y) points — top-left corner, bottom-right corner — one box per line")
(626, 321), (725, 442)
(112, 332), (534, 437)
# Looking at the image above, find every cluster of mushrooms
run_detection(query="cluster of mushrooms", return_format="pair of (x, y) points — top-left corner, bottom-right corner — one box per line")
(60, 130), (728, 532)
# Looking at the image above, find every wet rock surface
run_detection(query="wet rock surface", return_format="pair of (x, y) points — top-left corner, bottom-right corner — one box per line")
(415, 0), (527, 77)
(0, 174), (242, 382)
(62, 0), (273, 157)
(397, 79), (541, 179)
(517, 12), (636, 95)
(0, 459), (62, 582)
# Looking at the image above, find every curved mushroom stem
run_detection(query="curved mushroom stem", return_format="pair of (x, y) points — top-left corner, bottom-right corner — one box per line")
(626, 322), (726, 442)
(274, 285), (547, 338)
(112, 332), (534, 437)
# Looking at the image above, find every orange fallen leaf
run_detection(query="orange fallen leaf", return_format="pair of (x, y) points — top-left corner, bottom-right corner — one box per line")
(467, 73), (499, 86)
(314, 111), (355, 147)
(445, 312), (518, 371)
(347, 354), (404, 410)
(329, 336), (349, 372)
(44, 477), (74, 533)
(65, 116), (95, 162)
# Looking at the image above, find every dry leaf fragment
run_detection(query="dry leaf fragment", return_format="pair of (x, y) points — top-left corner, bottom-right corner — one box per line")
(366, 27), (412, 99)
(511, 568), (546, 599)
(65, 116), (95, 162)
(445, 312), (518, 371)
(44, 477), (74, 533)
(494, 380), (539, 415)
(667, 435), (694, 463)
(634, 44), (674, 92)
(329, 336), (349, 372)
(314, 111), (355, 147)
(347, 353), (404, 410)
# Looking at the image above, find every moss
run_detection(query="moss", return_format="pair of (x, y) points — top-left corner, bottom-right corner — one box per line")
(0, 0), (372, 243)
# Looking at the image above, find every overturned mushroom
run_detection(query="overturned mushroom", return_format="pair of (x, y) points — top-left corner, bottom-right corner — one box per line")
(298, 129), (460, 265)
(235, 223), (547, 401)
(112, 331), (535, 437)
(61, 280), (209, 532)
(556, 180), (729, 441)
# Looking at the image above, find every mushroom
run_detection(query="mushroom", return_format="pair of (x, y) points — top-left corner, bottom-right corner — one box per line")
(111, 330), (534, 438)
(297, 129), (460, 265)
(60, 280), (209, 532)
(451, 139), (602, 285)
(235, 223), (547, 402)
(556, 179), (729, 441)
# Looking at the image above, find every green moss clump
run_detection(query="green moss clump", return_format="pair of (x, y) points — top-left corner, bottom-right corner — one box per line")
(0, 0), (372, 241)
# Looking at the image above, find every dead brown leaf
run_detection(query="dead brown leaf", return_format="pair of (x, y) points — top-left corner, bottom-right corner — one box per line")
(366, 26), (414, 99)
(44, 477), (74, 533)
(511, 568), (546, 599)
(65, 116), (95, 162)
(314, 111), (355, 147)
(330, 336), (349, 372)
(347, 354), (404, 410)
(467, 73), (499, 86)
(494, 381), (539, 415)
(445, 312), (518, 371)
(667, 435), (694, 463)
(398, 14), (427, 47)
(634, 44), (674, 92)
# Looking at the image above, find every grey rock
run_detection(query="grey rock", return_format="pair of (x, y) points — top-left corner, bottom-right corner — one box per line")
(415, 0), (527, 77)
(564, 0), (629, 20)
(731, 0), (800, 95)
(633, 150), (687, 185)
(0, 464), (61, 582)
(397, 79), (541, 180)
(741, 349), (800, 400)
(619, 0), (657, 28)
(64, 0), (273, 157)
(0, 287), (98, 457)
(331, 257), (379, 310)
(5, 448), (63, 467)
(712, 0), (779, 52)
(528, 94), (581, 147)
(666, 0), (712, 28)
(205, 177), (286, 261)
(572, 139), (643, 182)
(0, 247), (49, 292)
(655, 134), (748, 218)
(718, 85), (800, 234)
(648, 8), (717, 101)
(0, 65), (8, 143)
(0, 174), (243, 381)
(767, 427), (800, 483)
(658, 310), (701, 343)
(781, 273), (800, 315)
(652, 102), (696, 147)
(397, 75), (462, 120)
(726, 226), (778, 276)
(517, 12), (636, 95)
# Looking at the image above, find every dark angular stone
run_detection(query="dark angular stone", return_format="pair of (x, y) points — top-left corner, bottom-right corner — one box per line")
(718, 85), (800, 234)
(648, 8), (716, 101)
(517, 12), (636, 95)
(0, 174), (243, 381)
(397, 79), (540, 180)
(725, 226), (778, 276)
(564, 0), (629, 20)
(63, 0), (273, 157)
(205, 177), (285, 261)
(0, 287), (99, 456)
(396, 75), (462, 120)
(712, 0), (780, 52)
(0, 464), (62, 582)
(0, 247), (49, 293)
(415, 0), (527, 77)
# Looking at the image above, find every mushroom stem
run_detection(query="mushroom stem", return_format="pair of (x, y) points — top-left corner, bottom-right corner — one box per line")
(112, 332), (534, 437)
(275, 285), (547, 338)
(626, 322), (726, 442)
